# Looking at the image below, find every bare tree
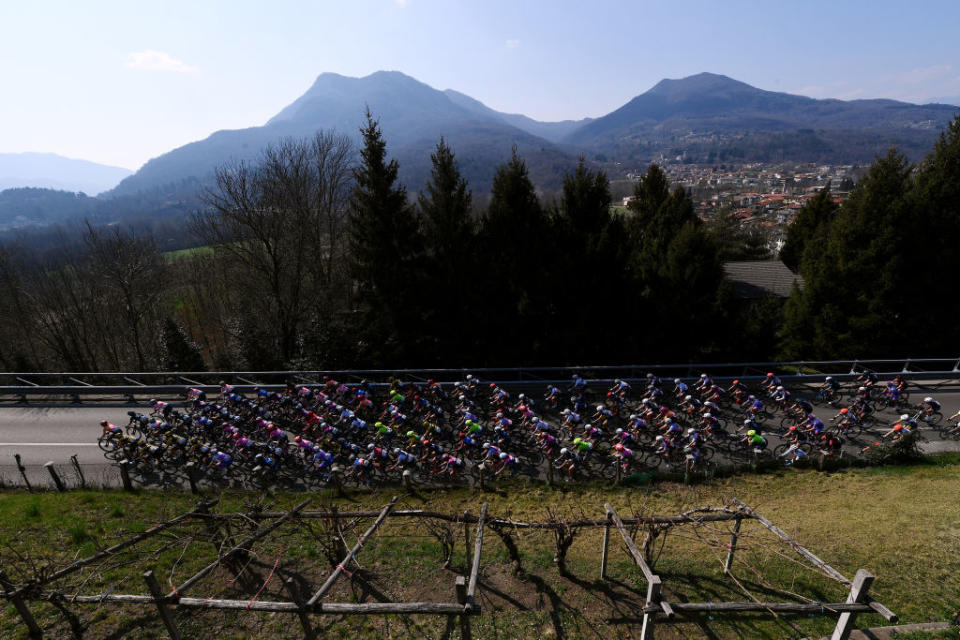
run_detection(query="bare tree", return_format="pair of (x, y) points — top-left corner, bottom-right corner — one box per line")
(193, 131), (354, 366)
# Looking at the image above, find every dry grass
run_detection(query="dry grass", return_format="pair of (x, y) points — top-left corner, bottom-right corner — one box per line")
(1, 458), (958, 639)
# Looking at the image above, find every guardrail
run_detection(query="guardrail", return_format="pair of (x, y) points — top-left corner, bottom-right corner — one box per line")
(0, 358), (958, 403)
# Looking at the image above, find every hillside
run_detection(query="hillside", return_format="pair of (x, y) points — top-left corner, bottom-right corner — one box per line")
(110, 71), (581, 198)
(0, 153), (132, 195)
(566, 72), (959, 163)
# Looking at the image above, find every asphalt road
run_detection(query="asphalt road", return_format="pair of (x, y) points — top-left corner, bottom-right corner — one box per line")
(1, 384), (959, 489)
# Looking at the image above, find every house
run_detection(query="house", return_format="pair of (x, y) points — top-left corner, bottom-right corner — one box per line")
(722, 260), (804, 299)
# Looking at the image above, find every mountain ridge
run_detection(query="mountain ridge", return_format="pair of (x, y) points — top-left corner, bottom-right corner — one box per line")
(0, 152), (132, 195)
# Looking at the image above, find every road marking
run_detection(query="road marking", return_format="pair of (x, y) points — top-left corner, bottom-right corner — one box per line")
(0, 443), (98, 446)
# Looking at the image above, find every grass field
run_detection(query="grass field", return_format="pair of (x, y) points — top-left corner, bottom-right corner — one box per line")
(1, 456), (959, 639)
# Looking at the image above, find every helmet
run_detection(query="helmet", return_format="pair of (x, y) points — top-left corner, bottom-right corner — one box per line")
(776, 386), (784, 391)
(560, 448), (569, 455)
(629, 414), (638, 420)
(700, 373), (707, 378)
(685, 395), (692, 401)
(925, 397), (933, 403)
(615, 428), (623, 434)
(858, 387), (866, 392)
(747, 430), (756, 436)
(613, 443), (624, 451)
(647, 373), (654, 378)
(766, 372), (774, 378)
(655, 435), (664, 441)
(687, 428), (695, 434)
(100, 420), (108, 426)
(597, 405), (604, 412)
(367, 443), (374, 450)
(732, 379), (739, 385)
(466, 374), (473, 380)
(744, 419), (752, 425)
(826, 376), (834, 381)
(900, 414), (909, 421)
(519, 393), (525, 400)
(614, 379), (621, 384)
(499, 452), (508, 460)
(788, 425), (797, 431)
(489, 383), (496, 388)
(294, 435), (302, 442)
(840, 408), (849, 414)
(406, 430), (416, 438)
(674, 378), (681, 384)
(703, 412), (712, 419)
(482, 442), (491, 449)
(573, 437), (582, 445)
(393, 448), (400, 455)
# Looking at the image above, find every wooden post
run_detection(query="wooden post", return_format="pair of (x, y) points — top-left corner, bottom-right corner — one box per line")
(144, 570), (181, 640)
(402, 469), (413, 492)
(724, 517), (742, 575)
(641, 575), (661, 640)
(0, 569), (43, 638)
(831, 569), (875, 640)
(284, 577), (317, 640)
(600, 511), (612, 580)
(462, 511), (471, 575)
(44, 462), (65, 492)
(466, 503), (488, 605)
(615, 461), (623, 486)
(455, 576), (472, 640)
(185, 463), (199, 495)
(477, 463), (485, 491)
(546, 458), (554, 487)
(70, 455), (85, 489)
(118, 460), (134, 492)
(14, 453), (32, 491)
(307, 497), (397, 608)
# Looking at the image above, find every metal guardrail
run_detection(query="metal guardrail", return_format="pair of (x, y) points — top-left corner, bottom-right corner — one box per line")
(0, 358), (957, 403)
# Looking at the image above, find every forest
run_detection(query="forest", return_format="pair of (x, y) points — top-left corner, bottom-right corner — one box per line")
(0, 112), (957, 373)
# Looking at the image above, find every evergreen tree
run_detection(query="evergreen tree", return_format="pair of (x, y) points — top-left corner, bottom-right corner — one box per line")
(477, 148), (552, 362)
(347, 109), (423, 365)
(417, 138), (475, 363)
(779, 185), (838, 271)
(781, 149), (914, 358)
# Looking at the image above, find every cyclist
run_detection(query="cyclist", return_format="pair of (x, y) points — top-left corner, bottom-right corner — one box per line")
(771, 386), (791, 411)
(762, 372), (782, 395)
(741, 429), (767, 451)
(918, 397), (941, 421)
(673, 378), (689, 399)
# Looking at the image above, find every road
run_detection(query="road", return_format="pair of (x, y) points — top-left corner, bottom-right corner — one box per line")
(1, 384), (959, 489)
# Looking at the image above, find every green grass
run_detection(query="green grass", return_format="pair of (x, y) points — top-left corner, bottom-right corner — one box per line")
(0, 464), (958, 639)
(163, 245), (215, 263)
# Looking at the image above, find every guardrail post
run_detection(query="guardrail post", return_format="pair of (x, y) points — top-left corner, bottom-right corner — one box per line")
(118, 460), (134, 492)
(44, 461), (65, 492)
(70, 454), (85, 489)
(14, 453), (32, 491)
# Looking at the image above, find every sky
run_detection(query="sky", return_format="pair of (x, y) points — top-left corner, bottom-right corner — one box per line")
(2, 0), (959, 171)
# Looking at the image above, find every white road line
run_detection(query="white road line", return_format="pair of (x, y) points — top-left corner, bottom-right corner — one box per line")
(0, 443), (98, 446)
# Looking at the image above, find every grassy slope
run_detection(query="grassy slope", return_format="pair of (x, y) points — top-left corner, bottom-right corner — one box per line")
(1, 458), (958, 639)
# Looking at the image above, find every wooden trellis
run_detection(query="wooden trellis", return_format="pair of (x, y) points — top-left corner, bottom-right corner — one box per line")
(0, 498), (897, 640)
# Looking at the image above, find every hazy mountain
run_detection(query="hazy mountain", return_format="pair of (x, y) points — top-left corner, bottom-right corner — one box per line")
(0, 153), (132, 195)
(443, 89), (592, 143)
(110, 71), (580, 197)
(565, 72), (960, 163)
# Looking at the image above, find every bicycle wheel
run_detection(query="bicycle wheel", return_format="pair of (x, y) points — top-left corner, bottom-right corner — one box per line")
(926, 411), (943, 425)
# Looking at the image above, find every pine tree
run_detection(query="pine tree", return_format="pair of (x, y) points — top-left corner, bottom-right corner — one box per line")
(416, 138), (475, 363)
(779, 185), (838, 271)
(347, 109), (423, 365)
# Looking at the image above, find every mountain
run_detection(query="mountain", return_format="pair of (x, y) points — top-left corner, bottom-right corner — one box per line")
(565, 72), (960, 163)
(442, 89), (592, 143)
(110, 71), (580, 197)
(0, 153), (132, 195)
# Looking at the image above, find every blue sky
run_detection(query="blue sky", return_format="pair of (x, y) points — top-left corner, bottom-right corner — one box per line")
(2, 0), (959, 170)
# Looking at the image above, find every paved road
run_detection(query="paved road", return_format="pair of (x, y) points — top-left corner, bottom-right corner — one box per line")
(1, 384), (959, 489)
